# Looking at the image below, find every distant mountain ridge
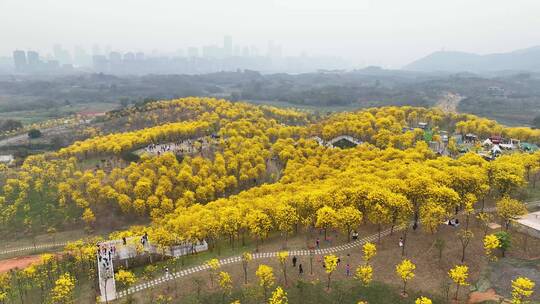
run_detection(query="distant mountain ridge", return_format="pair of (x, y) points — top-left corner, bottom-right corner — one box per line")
(404, 46), (540, 73)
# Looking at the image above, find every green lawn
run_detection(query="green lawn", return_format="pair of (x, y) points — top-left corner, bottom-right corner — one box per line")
(0, 102), (118, 125)
(525, 184), (540, 202)
(176, 280), (444, 304)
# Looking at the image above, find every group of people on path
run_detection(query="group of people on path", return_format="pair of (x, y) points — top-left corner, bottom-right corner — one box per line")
(141, 232), (149, 247)
(289, 252), (353, 277)
(97, 244), (117, 277)
(143, 137), (213, 157)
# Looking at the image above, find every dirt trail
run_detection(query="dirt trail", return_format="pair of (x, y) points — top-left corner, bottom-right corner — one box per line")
(0, 255), (42, 273)
(468, 289), (502, 303)
(436, 92), (464, 113)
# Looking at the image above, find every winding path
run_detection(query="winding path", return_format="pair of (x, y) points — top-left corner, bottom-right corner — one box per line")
(115, 200), (540, 299)
(116, 226), (398, 299)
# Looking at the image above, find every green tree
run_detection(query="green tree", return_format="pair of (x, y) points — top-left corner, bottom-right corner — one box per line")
(494, 231), (511, 257)
(27, 129), (42, 139)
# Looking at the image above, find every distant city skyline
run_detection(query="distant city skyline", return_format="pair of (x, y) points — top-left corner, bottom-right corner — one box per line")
(7, 36), (287, 62)
(2, 0), (540, 68)
(7, 36), (349, 75)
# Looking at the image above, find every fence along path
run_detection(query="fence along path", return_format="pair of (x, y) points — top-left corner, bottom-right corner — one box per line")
(116, 226), (397, 299)
(0, 242), (68, 256)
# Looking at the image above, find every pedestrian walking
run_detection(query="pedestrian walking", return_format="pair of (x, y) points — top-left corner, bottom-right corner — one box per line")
(299, 264), (303, 275)
(399, 237), (404, 248)
(292, 255), (297, 267)
(316, 238), (320, 249)
(346, 263), (350, 276)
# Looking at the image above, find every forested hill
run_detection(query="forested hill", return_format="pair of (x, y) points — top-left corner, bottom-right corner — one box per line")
(0, 97), (539, 236)
(3, 70), (540, 127)
(405, 46), (540, 73)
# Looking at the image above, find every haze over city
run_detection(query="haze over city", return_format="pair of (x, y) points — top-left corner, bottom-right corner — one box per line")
(2, 0), (540, 67)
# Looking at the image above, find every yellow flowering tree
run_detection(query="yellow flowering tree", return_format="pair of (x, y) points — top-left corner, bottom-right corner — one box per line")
(415, 296), (432, 304)
(355, 265), (373, 286)
(51, 273), (75, 304)
(206, 258), (220, 288)
(362, 242), (377, 265)
(476, 212), (493, 237)
(277, 251), (289, 286)
(457, 229), (474, 263)
(241, 252), (253, 284)
(218, 271), (233, 301)
(483, 234), (501, 261)
(324, 254), (338, 290)
(115, 270), (136, 290)
(511, 276), (535, 304)
(395, 259), (416, 295)
(268, 286), (288, 304)
(496, 197), (527, 231)
(337, 206), (363, 242)
(0, 273), (11, 304)
(256, 264), (275, 299)
(316, 206), (338, 240)
(448, 265), (469, 300)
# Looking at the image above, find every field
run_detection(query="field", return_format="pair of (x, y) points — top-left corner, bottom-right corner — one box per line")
(0, 100), (118, 125)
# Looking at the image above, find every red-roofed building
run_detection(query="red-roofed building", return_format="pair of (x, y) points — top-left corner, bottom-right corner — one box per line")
(490, 135), (502, 145)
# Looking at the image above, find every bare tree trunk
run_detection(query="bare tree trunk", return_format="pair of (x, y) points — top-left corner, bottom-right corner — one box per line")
(401, 226), (408, 257)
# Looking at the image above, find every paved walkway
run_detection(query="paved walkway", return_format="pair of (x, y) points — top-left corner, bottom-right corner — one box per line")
(0, 242), (68, 257)
(116, 226), (397, 299)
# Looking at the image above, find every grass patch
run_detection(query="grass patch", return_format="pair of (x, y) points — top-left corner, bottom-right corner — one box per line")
(0, 102), (118, 125)
(169, 280), (443, 304)
(525, 184), (540, 202)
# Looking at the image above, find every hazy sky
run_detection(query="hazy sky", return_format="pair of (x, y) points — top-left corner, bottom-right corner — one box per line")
(1, 0), (540, 67)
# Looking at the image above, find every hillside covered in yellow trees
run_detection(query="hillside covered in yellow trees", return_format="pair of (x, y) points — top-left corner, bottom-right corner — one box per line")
(1, 97), (539, 304)
(0, 97), (538, 236)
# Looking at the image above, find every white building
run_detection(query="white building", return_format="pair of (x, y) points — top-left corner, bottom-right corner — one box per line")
(0, 155), (14, 165)
(515, 208), (540, 239)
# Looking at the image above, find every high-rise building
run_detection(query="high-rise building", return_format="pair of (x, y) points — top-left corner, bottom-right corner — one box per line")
(187, 47), (199, 58)
(176, 49), (185, 57)
(203, 45), (222, 58)
(267, 41), (282, 58)
(109, 52), (122, 65)
(123, 52), (135, 61)
(92, 55), (108, 72)
(74, 46), (90, 67)
(250, 45), (259, 57)
(224, 35), (232, 57)
(92, 44), (101, 55)
(13, 50), (27, 71)
(242, 47), (250, 57)
(234, 45), (241, 57)
(53, 44), (72, 64)
(27, 51), (40, 67)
